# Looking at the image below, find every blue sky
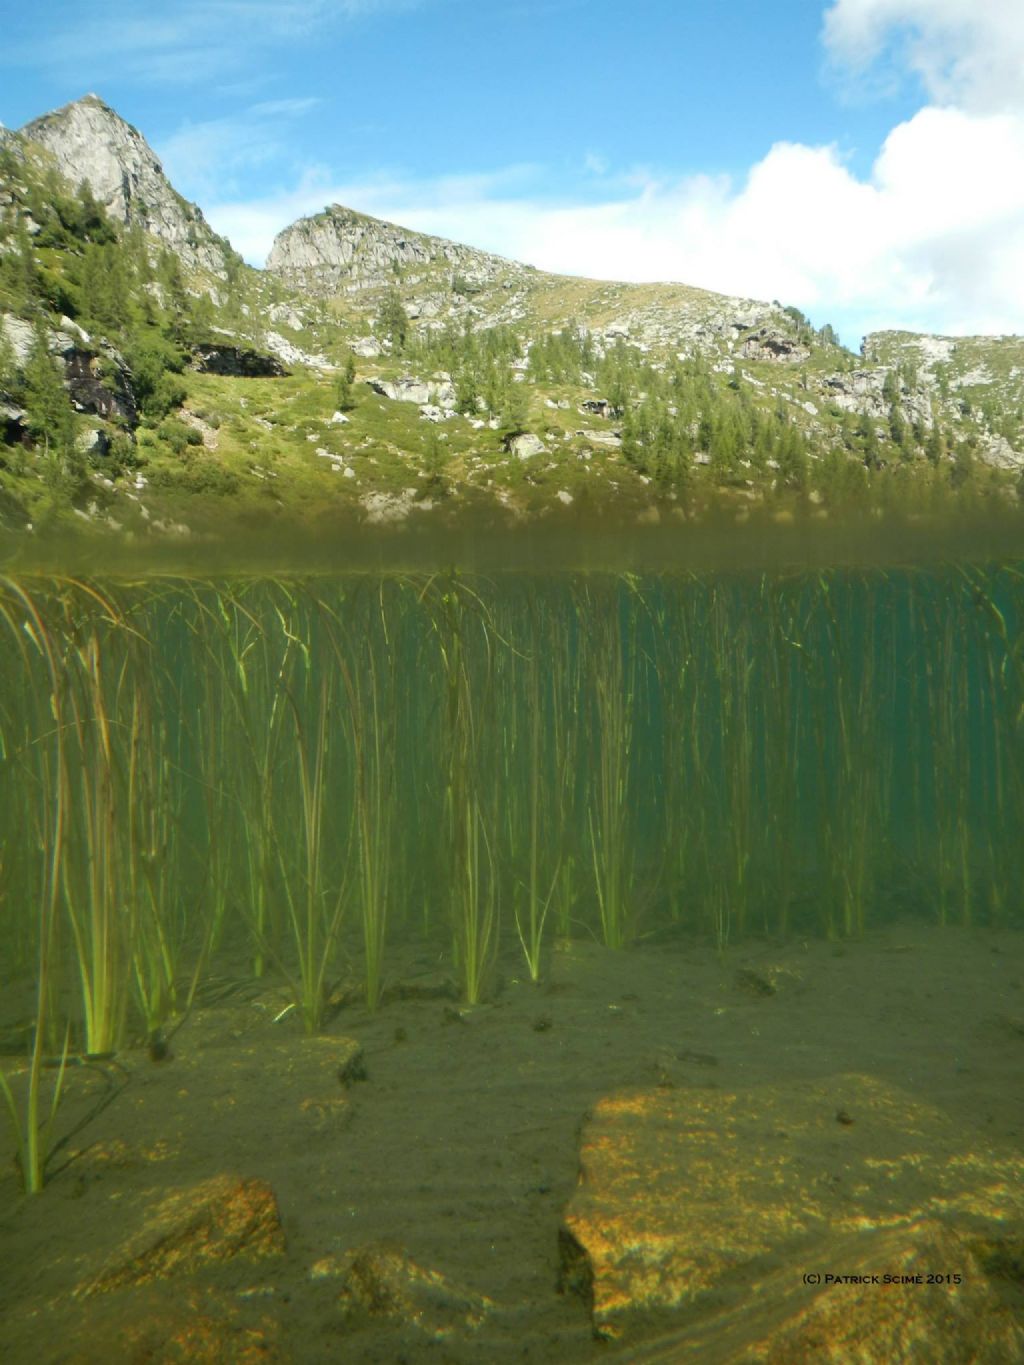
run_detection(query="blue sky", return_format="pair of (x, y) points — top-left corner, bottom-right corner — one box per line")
(3, 1), (1023, 346)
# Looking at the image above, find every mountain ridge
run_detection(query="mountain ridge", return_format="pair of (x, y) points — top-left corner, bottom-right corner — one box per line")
(16, 94), (1018, 366)
(0, 93), (1022, 541)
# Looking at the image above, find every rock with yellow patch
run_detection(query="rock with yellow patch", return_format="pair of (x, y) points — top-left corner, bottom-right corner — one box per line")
(52, 1283), (285, 1365)
(78, 1174), (285, 1296)
(560, 1074), (1024, 1342)
(606, 1220), (1024, 1363)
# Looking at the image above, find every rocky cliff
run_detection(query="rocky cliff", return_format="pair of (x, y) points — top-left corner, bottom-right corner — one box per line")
(20, 95), (231, 276)
(267, 204), (532, 295)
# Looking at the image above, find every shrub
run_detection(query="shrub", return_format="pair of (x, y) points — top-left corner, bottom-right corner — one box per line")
(157, 418), (202, 456)
(124, 333), (187, 420)
(106, 432), (142, 473)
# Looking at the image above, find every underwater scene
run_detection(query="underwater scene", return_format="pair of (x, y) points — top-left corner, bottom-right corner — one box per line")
(1, 534), (1023, 1362)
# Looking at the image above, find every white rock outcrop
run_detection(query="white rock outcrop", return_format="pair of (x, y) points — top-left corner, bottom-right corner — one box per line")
(361, 489), (426, 523)
(366, 376), (456, 409)
(264, 330), (332, 371)
(351, 337), (382, 358)
(20, 95), (230, 275)
(267, 204), (530, 295)
(508, 434), (547, 460)
(0, 313), (34, 366)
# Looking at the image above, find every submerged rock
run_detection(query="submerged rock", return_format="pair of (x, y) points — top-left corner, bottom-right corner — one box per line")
(329, 1240), (495, 1337)
(606, 1221), (1024, 1363)
(78, 1174), (285, 1296)
(560, 1073), (1024, 1344)
(22, 1283), (284, 1365)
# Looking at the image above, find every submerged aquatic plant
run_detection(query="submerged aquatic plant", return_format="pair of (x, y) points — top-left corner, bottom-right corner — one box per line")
(279, 651), (347, 1034)
(0, 580), (70, 1192)
(0, 553), (1021, 1104)
(0, 1034), (69, 1196)
(324, 579), (405, 1013)
(584, 577), (643, 950)
(496, 588), (564, 982)
(434, 575), (500, 1003)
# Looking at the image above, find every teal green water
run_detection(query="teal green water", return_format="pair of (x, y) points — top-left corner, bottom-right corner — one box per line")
(1, 563), (1022, 1050)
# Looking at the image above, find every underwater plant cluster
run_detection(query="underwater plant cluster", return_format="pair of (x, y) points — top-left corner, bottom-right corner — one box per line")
(2, 563), (1021, 1073)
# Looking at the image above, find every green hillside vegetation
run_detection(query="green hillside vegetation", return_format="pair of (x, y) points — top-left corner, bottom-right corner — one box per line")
(1, 125), (1022, 544)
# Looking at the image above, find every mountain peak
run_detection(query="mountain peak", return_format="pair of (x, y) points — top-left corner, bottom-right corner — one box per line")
(20, 95), (231, 276)
(267, 201), (531, 296)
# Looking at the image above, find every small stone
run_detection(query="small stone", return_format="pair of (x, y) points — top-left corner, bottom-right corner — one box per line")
(336, 1240), (495, 1335)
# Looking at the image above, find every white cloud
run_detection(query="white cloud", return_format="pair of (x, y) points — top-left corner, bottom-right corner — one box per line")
(823, 0), (1024, 112)
(157, 99), (320, 200)
(159, 120), (282, 199)
(207, 99), (1024, 347)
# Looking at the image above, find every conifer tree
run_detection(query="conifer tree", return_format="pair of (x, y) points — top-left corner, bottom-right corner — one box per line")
(23, 322), (77, 485)
(336, 350), (357, 410)
(74, 181), (114, 243)
(951, 439), (976, 489)
(897, 422), (915, 464)
(454, 362), (481, 415)
(925, 421), (944, 467)
(887, 388), (907, 448)
(79, 242), (129, 336)
(378, 287), (408, 352)
(2, 217), (40, 316)
(859, 413), (882, 470)
(422, 425), (449, 495)
(157, 249), (190, 347)
(777, 425), (809, 490)
(496, 374), (528, 431)
(0, 324), (17, 396)
(187, 292), (216, 346)
(123, 224), (152, 285)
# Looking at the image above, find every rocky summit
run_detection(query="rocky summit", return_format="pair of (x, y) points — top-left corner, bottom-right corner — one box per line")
(20, 95), (232, 276)
(267, 203), (533, 297)
(0, 94), (1023, 544)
